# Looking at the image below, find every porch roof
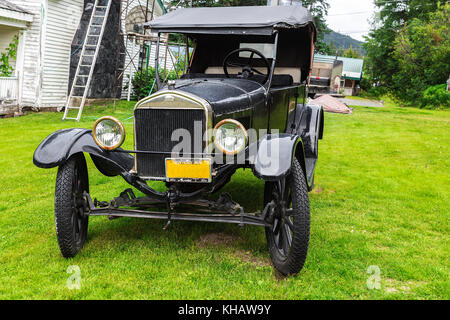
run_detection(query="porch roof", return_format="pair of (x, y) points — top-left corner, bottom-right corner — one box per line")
(0, 0), (33, 28)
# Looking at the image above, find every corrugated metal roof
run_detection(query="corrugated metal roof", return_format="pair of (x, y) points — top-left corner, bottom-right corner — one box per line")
(314, 54), (364, 79)
(339, 56), (364, 76)
(313, 54), (336, 64)
(0, 0), (31, 14)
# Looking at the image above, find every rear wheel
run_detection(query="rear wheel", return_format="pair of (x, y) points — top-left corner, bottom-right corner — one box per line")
(54, 153), (89, 258)
(265, 158), (310, 276)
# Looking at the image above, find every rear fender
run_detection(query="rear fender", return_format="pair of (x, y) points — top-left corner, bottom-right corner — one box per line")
(288, 103), (324, 156)
(33, 128), (134, 176)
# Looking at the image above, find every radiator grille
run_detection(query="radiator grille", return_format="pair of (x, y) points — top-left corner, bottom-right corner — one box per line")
(135, 108), (206, 178)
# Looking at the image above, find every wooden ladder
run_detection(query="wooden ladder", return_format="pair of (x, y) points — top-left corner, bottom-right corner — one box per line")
(63, 0), (112, 121)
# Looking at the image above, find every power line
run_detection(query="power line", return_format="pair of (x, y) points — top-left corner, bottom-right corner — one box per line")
(328, 11), (370, 16)
(327, 0), (447, 19)
(340, 31), (370, 34)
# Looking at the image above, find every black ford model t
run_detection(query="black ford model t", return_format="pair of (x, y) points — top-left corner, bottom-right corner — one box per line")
(34, 5), (324, 276)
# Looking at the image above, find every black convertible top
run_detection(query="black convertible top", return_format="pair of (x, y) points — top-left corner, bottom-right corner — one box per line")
(145, 5), (316, 36)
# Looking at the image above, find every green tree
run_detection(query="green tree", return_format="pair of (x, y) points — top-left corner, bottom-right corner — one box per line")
(315, 41), (333, 55)
(391, 4), (449, 103)
(363, 0), (442, 96)
(328, 39), (335, 52)
(299, 0), (330, 53)
(342, 45), (363, 59)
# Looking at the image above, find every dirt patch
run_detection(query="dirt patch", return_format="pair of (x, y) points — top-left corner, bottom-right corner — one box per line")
(375, 245), (391, 251)
(312, 187), (336, 195)
(385, 278), (414, 293)
(197, 232), (239, 248)
(399, 285), (411, 291)
(236, 250), (271, 268)
(386, 287), (399, 293)
(197, 233), (271, 268)
(312, 187), (323, 194)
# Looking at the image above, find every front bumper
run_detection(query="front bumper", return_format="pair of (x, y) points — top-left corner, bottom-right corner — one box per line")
(83, 189), (273, 228)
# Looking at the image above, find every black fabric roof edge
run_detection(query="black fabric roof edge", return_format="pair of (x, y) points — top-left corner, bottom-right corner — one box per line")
(145, 5), (316, 36)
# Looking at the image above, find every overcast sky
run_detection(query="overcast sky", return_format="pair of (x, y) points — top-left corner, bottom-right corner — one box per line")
(326, 0), (376, 42)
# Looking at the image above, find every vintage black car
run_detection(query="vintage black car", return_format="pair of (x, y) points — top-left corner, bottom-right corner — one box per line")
(33, 5), (324, 276)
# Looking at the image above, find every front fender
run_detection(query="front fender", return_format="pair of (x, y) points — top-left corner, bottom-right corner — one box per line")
(33, 128), (134, 176)
(251, 133), (309, 185)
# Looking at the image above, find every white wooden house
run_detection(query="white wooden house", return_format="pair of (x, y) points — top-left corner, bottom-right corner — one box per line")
(0, 0), (171, 116)
(0, 0), (85, 114)
(0, 3), (32, 114)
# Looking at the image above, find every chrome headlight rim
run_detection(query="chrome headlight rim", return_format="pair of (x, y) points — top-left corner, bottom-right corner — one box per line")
(92, 116), (126, 151)
(213, 119), (248, 155)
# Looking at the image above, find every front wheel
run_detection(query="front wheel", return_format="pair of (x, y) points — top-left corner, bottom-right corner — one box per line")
(54, 153), (89, 258)
(264, 158), (310, 276)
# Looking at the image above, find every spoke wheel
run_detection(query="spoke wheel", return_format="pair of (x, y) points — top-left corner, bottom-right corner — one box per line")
(55, 153), (89, 258)
(271, 179), (293, 257)
(265, 158), (310, 276)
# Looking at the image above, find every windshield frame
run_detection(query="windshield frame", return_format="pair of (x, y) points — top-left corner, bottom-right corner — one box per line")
(154, 32), (280, 91)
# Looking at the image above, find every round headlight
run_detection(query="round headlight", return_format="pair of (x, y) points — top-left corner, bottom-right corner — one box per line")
(92, 116), (125, 150)
(214, 119), (248, 155)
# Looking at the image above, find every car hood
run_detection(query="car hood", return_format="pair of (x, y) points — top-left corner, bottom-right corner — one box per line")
(168, 78), (266, 116)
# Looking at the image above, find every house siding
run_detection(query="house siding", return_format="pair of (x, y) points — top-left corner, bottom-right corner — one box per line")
(41, 0), (83, 108)
(14, 0), (43, 108)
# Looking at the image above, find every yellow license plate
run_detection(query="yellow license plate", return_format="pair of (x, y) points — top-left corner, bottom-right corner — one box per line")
(166, 158), (211, 182)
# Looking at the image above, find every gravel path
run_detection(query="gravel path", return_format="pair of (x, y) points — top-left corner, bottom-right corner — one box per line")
(339, 98), (384, 108)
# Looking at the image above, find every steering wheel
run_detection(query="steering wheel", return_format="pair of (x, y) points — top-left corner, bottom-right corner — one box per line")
(223, 48), (271, 83)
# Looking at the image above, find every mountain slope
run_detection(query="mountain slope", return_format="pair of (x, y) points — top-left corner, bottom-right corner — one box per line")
(324, 31), (365, 54)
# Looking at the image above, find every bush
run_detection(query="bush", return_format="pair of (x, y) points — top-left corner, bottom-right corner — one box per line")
(359, 75), (372, 92)
(0, 34), (19, 77)
(359, 83), (388, 100)
(420, 84), (450, 109)
(130, 67), (178, 101)
(358, 73), (389, 99)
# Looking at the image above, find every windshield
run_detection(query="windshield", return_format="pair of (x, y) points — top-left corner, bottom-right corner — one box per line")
(239, 43), (275, 59)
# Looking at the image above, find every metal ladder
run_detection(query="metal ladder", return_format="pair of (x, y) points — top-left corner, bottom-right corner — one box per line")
(63, 0), (112, 121)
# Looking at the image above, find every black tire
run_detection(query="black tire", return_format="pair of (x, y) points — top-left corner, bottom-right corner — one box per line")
(264, 158), (310, 276)
(55, 153), (89, 258)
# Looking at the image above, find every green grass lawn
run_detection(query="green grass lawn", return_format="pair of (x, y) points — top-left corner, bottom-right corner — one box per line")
(0, 101), (448, 300)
